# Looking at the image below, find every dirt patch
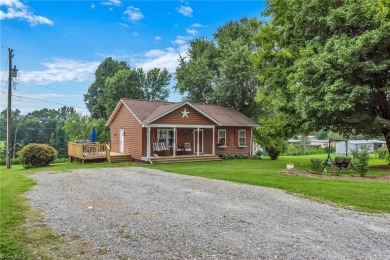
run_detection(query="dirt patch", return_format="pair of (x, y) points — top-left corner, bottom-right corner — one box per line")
(280, 169), (390, 182)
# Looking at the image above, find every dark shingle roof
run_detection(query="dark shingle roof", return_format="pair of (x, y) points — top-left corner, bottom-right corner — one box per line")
(193, 104), (258, 126)
(109, 99), (258, 127)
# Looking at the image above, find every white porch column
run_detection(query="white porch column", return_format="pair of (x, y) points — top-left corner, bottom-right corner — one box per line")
(212, 126), (215, 155)
(147, 127), (151, 158)
(173, 127), (176, 157)
(250, 128), (253, 156)
(197, 127), (200, 156)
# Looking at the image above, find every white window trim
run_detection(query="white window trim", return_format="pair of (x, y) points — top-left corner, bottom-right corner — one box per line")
(157, 129), (176, 147)
(238, 129), (247, 147)
(218, 129), (227, 147)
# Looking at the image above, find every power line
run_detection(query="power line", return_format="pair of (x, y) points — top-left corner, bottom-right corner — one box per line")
(18, 81), (77, 95)
(0, 90), (89, 111)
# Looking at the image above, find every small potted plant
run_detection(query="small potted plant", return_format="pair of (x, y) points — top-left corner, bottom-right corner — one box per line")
(287, 162), (294, 170)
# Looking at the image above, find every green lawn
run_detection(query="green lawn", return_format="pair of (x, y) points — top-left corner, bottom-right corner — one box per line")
(149, 155), (390, 213)
(0, 162), (133, 259)
(1, 156), (389, 258)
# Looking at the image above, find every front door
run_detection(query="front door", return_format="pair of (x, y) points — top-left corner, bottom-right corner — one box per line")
(193, 129), (203, 154)
(119, 129), (125, 153)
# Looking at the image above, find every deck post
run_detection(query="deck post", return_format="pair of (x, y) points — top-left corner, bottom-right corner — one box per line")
(197, 127), (200, 156)
(147, 127), (151, 159)
(212, 126), (215, 155)
(173, 127), (176, 157)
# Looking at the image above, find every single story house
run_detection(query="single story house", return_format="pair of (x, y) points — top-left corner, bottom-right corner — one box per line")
(106, 99), (259, 162)
(335, 140), (386, 154)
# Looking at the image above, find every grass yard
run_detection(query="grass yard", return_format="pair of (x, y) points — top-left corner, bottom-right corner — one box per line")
(149, 155), (390, 213)
(0, 155), (389, 258)
(0, 162), (133, 259)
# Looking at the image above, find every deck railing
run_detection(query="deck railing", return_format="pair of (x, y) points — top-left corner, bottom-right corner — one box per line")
(68, 142), (108, 163)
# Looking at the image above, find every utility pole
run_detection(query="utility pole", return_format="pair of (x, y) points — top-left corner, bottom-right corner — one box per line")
(6, 48), (14, 169)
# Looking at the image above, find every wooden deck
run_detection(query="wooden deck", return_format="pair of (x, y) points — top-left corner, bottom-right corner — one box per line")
(68, 142), (133, 163)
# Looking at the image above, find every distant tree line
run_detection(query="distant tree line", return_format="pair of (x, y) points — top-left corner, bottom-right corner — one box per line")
(0, 107), (108, 158)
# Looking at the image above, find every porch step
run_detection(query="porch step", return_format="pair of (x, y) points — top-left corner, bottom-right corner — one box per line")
(149, 155), (222, 164)
(110, 154), (133, 163)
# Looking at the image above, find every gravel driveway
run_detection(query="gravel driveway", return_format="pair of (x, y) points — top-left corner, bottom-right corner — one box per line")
(27, 167), (390, 259)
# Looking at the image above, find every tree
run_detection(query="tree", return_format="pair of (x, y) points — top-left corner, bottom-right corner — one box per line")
(63, 112), (91, 141)
(103, 67), (171, 117)
(175, 17), (261, 118)
(84, 57), (129, 118)
(85, 58), (171, 119)
(254, 0), (390, 154)
(137, 68), (171, 101)
(175, 38), (218, 103)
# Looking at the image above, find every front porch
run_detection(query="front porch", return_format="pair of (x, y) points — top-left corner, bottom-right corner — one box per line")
(144, 125), (216, 160)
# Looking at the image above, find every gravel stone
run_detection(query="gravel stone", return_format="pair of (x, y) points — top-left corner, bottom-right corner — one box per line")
(26, 167), (390, 259)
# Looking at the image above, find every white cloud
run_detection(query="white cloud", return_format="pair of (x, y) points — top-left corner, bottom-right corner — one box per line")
(132, 32), (139, 37)
(132, 45), (189, 73)
(145, 49), (166, 58)
(17, 58), (100, 85)
(101, 0), (121, 6)
(109, 7), (113, 11)
(177, 5), (193, 17)
(91, 3), (95, 9)
(171, 35), (191, 46)
(118, 22), (128, 28)
(186, 28), (198, 35)
(191, 23), (203, 28)
(154, 36), (162, 42)
(124, 6), (143, 22)
(0, 0), (53, 26)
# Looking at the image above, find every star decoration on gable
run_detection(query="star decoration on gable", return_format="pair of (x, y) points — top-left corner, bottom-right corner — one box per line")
(181, 108), (190, 118)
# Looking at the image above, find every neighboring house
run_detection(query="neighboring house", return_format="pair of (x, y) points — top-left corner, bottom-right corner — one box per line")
(336, 140), (386, 154)
(310, 140), (330, 148)
(106, 99), (259, 162)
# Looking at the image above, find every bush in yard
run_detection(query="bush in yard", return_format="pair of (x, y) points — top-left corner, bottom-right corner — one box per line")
(265, 145), (282, 160)
(351, 146), (370, 177)
(18, 143), (58, 169)
(285, 143), (302, 156)
(375, 147), (389, 159)
(256, 149), (263, 157)
(310, 158), (322, 174)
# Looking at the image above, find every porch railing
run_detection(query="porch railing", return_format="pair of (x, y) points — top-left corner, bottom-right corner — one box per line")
(68, 142), (108, 163)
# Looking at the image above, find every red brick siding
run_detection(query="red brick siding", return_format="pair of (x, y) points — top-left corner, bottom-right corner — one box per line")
(109, 104), (143, 160)
(215, 127), (251, 155)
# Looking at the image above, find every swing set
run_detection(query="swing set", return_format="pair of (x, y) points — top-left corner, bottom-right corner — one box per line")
(320, 140), (355, 174)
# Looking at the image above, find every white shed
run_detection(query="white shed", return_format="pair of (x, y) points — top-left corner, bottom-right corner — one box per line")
(335, 140), (386, 154)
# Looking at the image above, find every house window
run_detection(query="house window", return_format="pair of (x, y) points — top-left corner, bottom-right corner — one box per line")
(157, 129), (175, 147)
(238, 130), (246, 147)
(218, 129), (226, 146)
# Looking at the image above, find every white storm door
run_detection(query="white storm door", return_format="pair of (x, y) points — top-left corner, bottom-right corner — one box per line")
(119, 129), (125, 153)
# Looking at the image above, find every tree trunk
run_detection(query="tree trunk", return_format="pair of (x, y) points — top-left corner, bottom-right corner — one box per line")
(384, 131), (390, 164)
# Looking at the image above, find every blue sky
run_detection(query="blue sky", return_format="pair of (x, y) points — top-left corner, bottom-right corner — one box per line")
(1, 0), (266, 114)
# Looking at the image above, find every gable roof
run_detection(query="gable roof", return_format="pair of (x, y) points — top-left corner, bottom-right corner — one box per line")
(106, 99), (259, 127)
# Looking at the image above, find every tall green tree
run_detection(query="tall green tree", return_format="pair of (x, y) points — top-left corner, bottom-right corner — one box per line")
(103, 67), (171, 116)
(175, 17), (261, 118)
(254, 0), (390, 154)
(84, 57), (129, 118)
(175, 38), (218, 103)
(85, 58), (171, 119)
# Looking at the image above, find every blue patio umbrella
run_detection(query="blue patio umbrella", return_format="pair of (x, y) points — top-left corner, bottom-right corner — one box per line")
(90, 126), (98, 142)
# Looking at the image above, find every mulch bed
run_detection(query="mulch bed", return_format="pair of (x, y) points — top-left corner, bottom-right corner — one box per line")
(280, 169), (390, 182)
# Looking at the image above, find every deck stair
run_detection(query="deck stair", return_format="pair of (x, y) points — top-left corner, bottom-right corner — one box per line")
(110, 153), (132, 163)
(149, 155), (222, 164)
